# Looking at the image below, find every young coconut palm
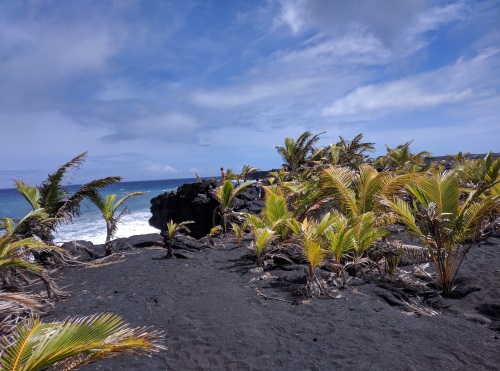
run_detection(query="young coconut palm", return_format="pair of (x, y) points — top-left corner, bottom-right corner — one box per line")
(377, 141), (431, 173)
(381, 170), (500, 295)
(214, 180), (252, 233)
(86, 190), (144, 256)
(14, 152), (121, 245)
(456, 152), (500, 191)
(288, 215), (337, 297)
(319, 164), (421, 218)
(275, 131), (324, 176)
(334, 133), (375, 169)
(0, 313), (165, 371)
(245, 187), (291, 241)
(239, 165), (258, 183)
(230, 221), (248, 248)
(1, 212), (64, 299)
(162, 220), (194, 257)
(207, 225), (223, 247)
(252, 227), (276, 267)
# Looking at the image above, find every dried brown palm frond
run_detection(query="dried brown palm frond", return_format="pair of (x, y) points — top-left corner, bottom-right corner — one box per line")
(0, 292), (44, 314)
(0, 291), (44, 341)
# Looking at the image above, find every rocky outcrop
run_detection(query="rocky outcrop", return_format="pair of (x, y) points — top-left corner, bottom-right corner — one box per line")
(149, 180), (265, 239)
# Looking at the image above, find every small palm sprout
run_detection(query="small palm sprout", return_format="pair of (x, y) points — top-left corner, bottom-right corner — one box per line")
(162, 220), (194, 257)
(214, 180), (252, 234)
(288, 214), (335, 297)
(207, 225), (223, 247)
(0, 313), (165, 371)
(87, 191), (144, 256)
(253, 228), (276, 267)
(230, 221), (248, 248)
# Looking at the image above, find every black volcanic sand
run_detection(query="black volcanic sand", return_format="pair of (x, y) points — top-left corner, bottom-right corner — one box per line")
(45, 235), (500, 371)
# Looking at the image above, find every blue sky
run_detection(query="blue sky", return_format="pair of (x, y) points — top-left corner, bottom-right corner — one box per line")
(1, 0), (499, 188)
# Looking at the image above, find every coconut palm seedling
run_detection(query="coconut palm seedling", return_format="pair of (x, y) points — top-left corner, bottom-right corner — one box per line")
(14, 152), (121, 245)
(275, 131), (324, 177)
(239, 165), (258, 183)
(288, 214), (338, 297)
(214, 180), (252, 234)
(246, 186), (292, 242)
(456, 152), (500, 191)
(230, 221), (248, 248)
(377, 141), (431, 173)
(334, 133), (375, 169)
(207, 225), (222, 247)
(162, 220), (194, 258)
(381, 170), (500, 295)
(0, 313), (165, 371)
(252, 227), (276, 267)
(1, 212), (64, 299)
(87, 190), (144, 256)
(319, 164), (421, 218)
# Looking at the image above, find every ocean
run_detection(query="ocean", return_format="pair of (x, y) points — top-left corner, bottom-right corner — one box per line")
(0, 178), (197, 245)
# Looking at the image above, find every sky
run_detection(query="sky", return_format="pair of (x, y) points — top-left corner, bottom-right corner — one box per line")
(0, 0), (499, 188)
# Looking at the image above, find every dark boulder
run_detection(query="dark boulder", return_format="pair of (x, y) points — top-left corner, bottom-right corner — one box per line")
(149, 180), (265, 238)
(115, 233), (163, 250)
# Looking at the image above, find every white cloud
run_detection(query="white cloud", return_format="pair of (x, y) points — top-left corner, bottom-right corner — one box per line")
(416, 2), (466, 33)
(192, 78), (315, 108)
(146, 163), (177, 174)
(276, 0), (424, 45)
(323, 48), (500, 116)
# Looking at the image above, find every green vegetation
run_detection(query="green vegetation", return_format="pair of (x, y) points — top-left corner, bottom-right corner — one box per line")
(163, 220), (194, 257)
(1, 134), (499, 367)
(1, 154), (163, 369)
(0, 313), (165, 371)
(14, 152), (121, 245)
(87, 191), (144, 256)
(381, 170), (500, 294)
(244, 132), (499, 297)
(214, 180), (252, 233)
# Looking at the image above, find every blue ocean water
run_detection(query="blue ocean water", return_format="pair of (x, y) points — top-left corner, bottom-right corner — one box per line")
(0, 178), (197, 244)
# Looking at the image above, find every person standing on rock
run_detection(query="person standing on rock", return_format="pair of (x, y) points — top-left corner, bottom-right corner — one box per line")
(220, 167), (226, 180)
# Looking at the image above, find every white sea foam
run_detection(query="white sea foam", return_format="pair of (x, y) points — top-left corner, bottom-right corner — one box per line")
(54, 211), (158, 245)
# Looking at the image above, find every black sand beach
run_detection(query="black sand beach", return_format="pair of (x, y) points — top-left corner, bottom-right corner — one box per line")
(44, 234), (500, 370)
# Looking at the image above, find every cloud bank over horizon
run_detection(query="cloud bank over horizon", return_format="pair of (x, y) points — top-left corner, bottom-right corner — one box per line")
(1, 0), (499, 188)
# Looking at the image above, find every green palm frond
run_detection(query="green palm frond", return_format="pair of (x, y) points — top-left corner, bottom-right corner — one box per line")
(245, 213), (266, 230)
(383, 169), (499, 294)
(302, 239), (327, 278)
(13, 181), (40, 211)
(0, 313), (165, 371)
(324, 215), (356, 263)
(254, 228), (275, 265)
(166, 220), (194, 241)
(87, 191), (143, 251)
(380, 197), (422, 237)
(230, 222), (247, 247)
(350, 212), (387, 257)
(320, 166), (357, 216)
(240, 165), (258, 181)
(261, 191), (290, 240)
(60, 177), (122, 221)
